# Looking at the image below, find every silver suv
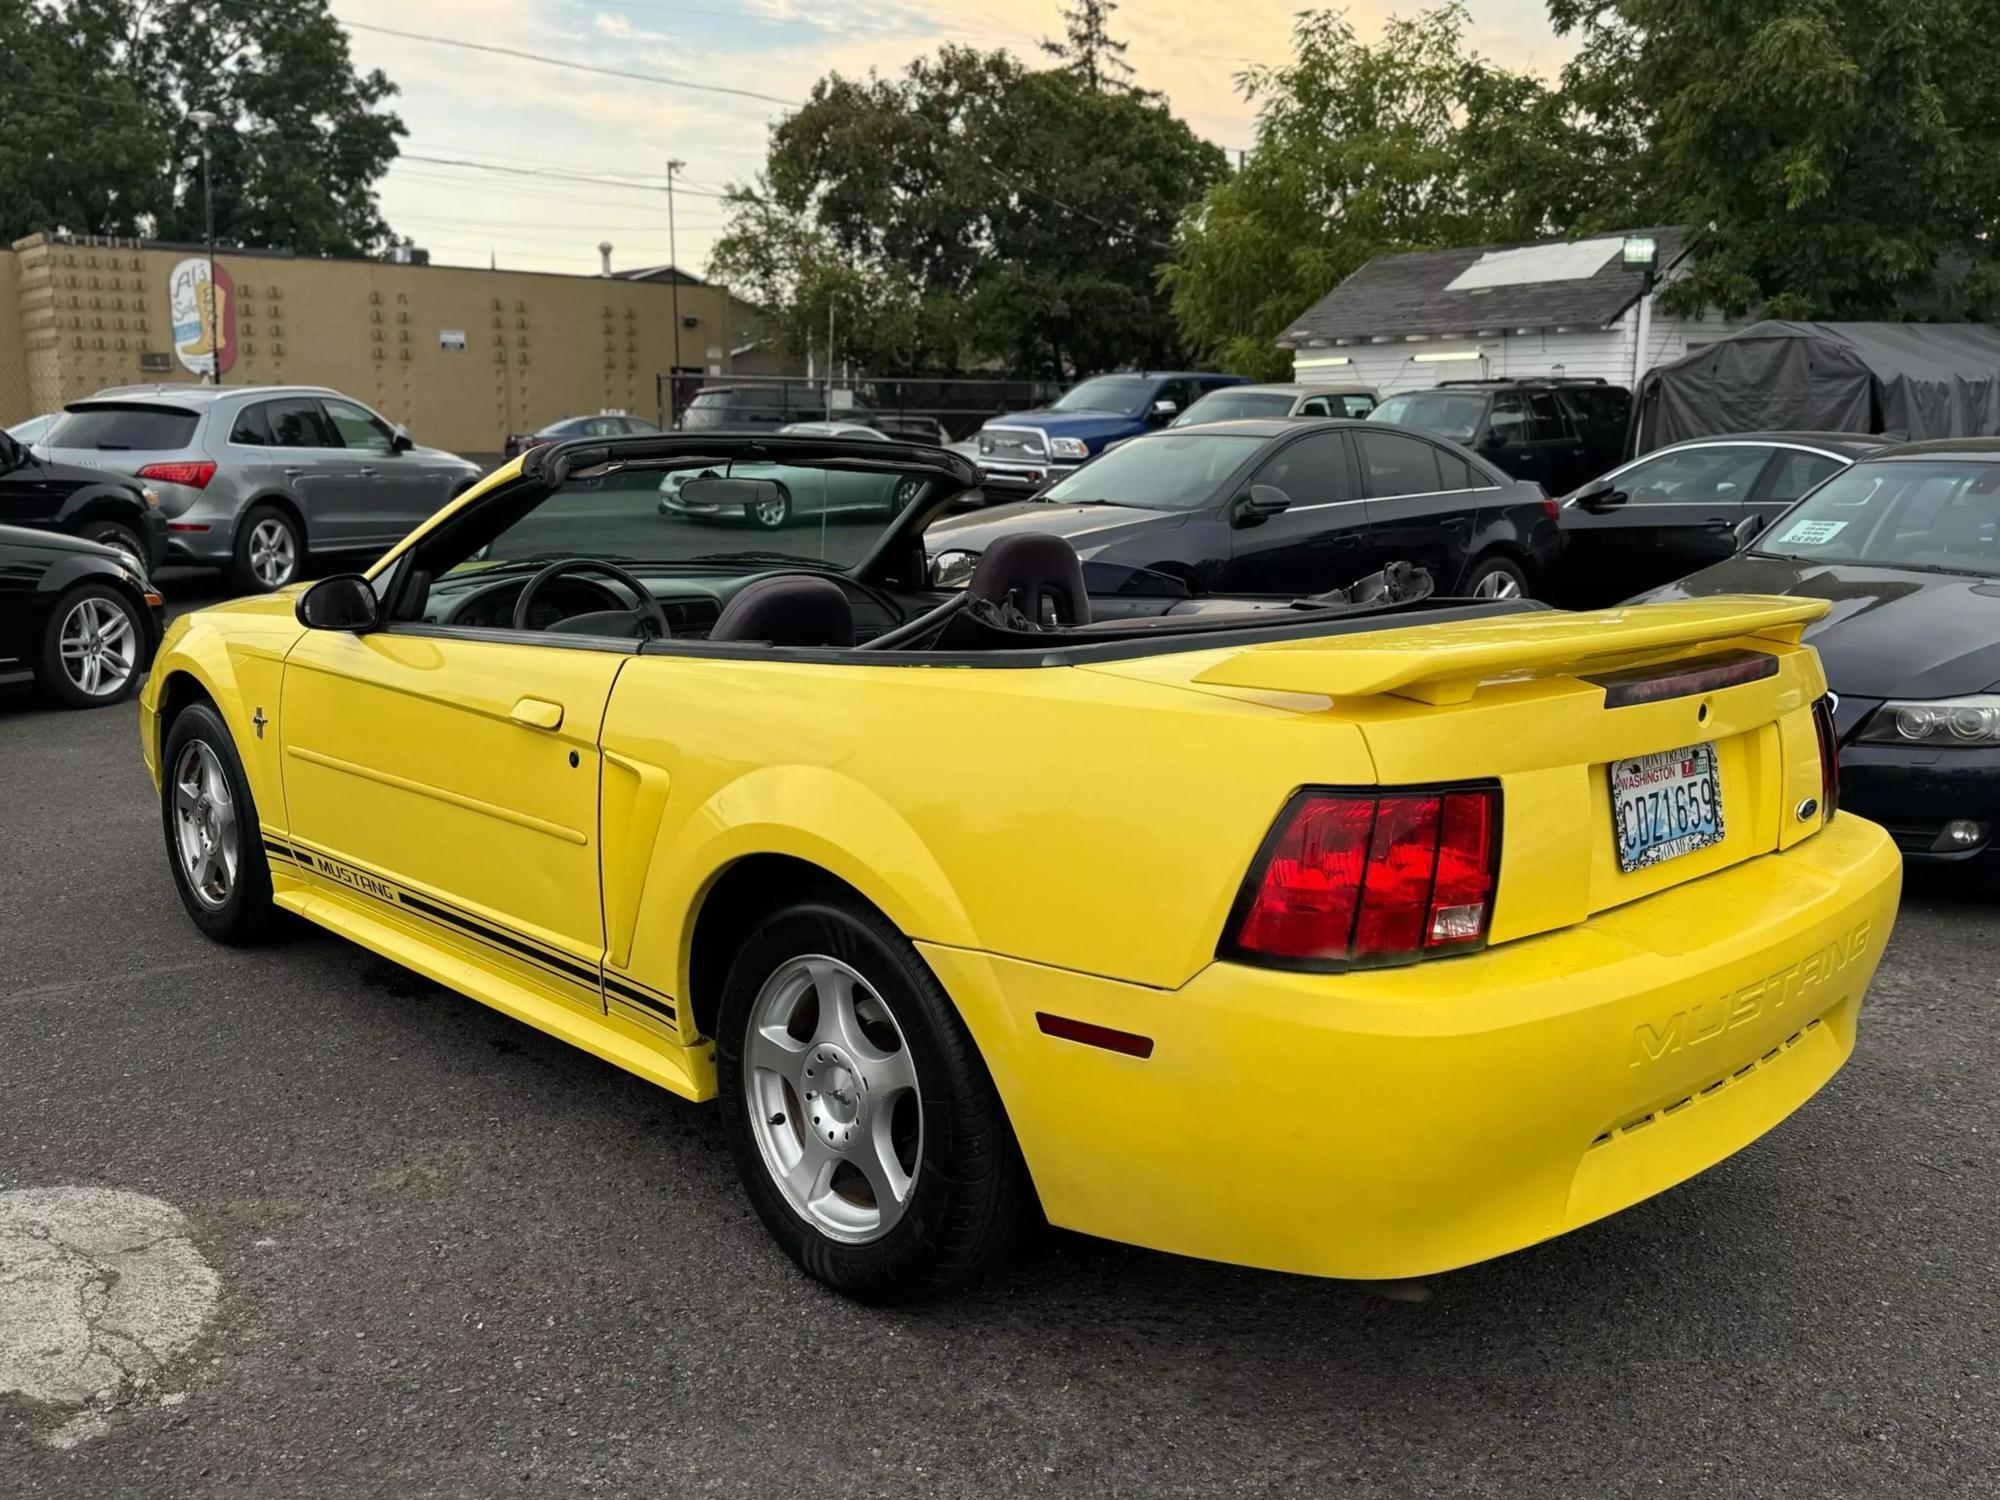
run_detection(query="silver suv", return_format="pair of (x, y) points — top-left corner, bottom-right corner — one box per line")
(39, 385), (483, 591)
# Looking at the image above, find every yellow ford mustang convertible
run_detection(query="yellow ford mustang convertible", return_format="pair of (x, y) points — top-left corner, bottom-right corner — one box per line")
(141, 434), (1900, 1301)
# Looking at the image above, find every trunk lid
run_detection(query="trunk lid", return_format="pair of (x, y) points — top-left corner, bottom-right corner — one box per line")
(1091, 596), (1834, 948)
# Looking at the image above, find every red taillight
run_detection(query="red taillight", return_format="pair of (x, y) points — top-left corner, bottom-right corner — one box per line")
(137, 460), (216, 489)
(1540, 496), (1560, 523)
(1228, 786), (1501, 968)
(1812, 695), (1840, 822)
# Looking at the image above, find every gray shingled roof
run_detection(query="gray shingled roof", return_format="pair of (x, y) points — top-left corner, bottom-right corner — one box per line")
(1277, 227), (1690, 347)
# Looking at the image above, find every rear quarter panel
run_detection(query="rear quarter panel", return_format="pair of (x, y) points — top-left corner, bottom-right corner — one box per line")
(600, 653), (1377, 1000)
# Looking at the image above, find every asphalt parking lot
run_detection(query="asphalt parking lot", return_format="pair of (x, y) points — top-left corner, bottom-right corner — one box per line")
(3, 578), (1997, 1498)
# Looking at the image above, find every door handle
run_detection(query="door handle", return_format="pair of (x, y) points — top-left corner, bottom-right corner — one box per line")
(509, 697), (564, 731)
(283, 466), (305, 479)
(357, 467), (378, 479)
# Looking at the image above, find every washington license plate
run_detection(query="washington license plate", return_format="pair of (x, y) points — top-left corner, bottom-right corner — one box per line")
(1611, 743), (1724, 873)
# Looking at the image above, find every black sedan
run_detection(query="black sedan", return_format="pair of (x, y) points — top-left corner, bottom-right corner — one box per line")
(924, 419), (1557, 603)
(0, 523), (164, 709)
(0, 426), (167, 572)
(1635, 439), (2000, 867)
(1556, 432), (1888, 606)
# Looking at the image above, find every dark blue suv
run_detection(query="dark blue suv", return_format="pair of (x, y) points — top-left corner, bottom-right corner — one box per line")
(972, 371), (1248, 498)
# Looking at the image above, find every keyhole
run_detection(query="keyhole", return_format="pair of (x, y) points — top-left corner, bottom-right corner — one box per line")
(568, 750), (580, 767)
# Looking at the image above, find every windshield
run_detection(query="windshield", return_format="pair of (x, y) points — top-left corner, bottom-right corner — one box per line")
(451, 458), (939, 577)
(1170, 391), (1294, 426)
(1370, 391), (1489, 444)
(1050, 376), (1155, 414)
(1751, 458), (2000, 576)
(1039, 433), (1266, 511)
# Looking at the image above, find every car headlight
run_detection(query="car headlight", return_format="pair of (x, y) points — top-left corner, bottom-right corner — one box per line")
(929, 549), (978, 588)
(1046, 437), (1090, 460)
(1857, 695), (2000, 746)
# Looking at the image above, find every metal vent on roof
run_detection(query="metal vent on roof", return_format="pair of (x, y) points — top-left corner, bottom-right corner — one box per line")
(1444, 237), (1624, 292)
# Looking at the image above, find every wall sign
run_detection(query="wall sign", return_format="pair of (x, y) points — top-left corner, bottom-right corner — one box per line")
(439, 328), (467, 351)
(169, 258), (235, 377)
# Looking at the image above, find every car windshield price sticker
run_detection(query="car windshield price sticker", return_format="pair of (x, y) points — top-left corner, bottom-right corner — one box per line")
(1611, 742), (1724, 873)
(1777, 518), (1846, 546)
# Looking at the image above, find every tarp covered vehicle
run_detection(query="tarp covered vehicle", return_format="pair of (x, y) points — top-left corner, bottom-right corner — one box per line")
(1632, 320), (2000, 454)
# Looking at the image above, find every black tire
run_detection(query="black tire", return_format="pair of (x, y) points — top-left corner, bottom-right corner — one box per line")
(1464, 553), (1531, 601)
(746, 484), (792, 530)
(160, 701), (281, 945)
(887, 476), (923, 514)
(716, 893), (1035, 1303)
(33, 582), (146, 709)
(231, 503), (303, 593)
(77, 517), (147, 571)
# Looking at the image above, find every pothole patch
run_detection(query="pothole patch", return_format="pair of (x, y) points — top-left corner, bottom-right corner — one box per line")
(0, 1186), (219, 1446)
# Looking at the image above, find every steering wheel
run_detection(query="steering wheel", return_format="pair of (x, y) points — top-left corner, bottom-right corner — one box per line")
(510, 558), (672, 640)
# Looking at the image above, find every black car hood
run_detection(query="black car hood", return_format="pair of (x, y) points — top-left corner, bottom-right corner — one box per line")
(924, 500), (1185, 558)
(1637, 554), (2000, 699)
(0, 521), (112, 558)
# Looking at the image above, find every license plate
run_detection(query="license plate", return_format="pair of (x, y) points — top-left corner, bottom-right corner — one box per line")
(1610, 742), (1724, 873)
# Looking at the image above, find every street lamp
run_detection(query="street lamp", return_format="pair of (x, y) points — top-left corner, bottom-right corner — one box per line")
(189, 110), (220, 385)
(666, 158), (685, 427)
(1623, 234), (1661, 388)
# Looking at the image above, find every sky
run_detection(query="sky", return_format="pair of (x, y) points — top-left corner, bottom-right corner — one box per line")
(337, 0), (1571, 279)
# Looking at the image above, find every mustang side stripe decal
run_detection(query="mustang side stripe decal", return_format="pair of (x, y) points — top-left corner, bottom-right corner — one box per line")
(275, 837), (672, 1016)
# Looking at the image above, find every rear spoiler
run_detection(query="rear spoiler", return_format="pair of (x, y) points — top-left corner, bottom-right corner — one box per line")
(1191, 596), (1830, 705)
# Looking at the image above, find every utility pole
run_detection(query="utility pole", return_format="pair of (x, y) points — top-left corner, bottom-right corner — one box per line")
(666, 158), (685, 428)
(190, 110), (220, 384)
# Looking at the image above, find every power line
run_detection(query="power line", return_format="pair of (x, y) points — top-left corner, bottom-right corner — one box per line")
(339, 21), (801, 109)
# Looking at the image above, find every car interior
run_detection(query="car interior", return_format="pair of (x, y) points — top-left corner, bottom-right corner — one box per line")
(372, 442), (1540, 659)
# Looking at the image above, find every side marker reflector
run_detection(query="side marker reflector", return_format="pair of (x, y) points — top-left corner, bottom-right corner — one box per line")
(1035, 1012), (1154, 1059)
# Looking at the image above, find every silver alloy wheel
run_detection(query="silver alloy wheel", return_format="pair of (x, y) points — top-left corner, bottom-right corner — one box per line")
(93, 529), (147, 571)
(170, 740), (238, 910)
(57, 595), (138, 698)
(743, 954), (923, 1244)
(751, 493), (789, 528)
(1473, 568), (1523, 600)
(247, 517), (298, 588)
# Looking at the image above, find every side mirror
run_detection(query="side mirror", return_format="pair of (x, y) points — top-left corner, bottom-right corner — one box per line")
(1575, 485), (1626, 512)
(1232, 484), (1292, 527)
(1731, 514), (1766, 551)
(1148, 399), (1179, 422)
(296, 574), (382, 631)
(391, 425), (415, 453)
(0, 432), (26, 472)
(1479, 428), (1508, 450)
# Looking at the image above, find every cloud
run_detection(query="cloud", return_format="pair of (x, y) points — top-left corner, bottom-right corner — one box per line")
(332, 1), (1570, 277)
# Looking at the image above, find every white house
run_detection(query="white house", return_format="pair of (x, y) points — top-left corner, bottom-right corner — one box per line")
(1277, 227), (1757, 395)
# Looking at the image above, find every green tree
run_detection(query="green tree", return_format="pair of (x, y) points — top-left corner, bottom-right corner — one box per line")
(0, 0), (403, 255)
(1550, 0), (2000, 318)
(709, 45), (1224, 377)
(1162, 5), (1620, 379)
(1041, 0), (1138, 93)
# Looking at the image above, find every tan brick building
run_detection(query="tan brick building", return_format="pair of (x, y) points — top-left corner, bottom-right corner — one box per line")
(0, 232), (744, 455)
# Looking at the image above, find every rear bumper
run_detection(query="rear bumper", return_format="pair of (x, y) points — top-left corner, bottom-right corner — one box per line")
(921, 814), (1900, 1281)
(1841, 743), (2000, 861)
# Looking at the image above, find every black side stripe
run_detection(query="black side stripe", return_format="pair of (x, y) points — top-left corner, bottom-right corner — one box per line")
(275, 838), (680, 1023)
(394, 891), (603, 991)
(603, 975), (677, 1021)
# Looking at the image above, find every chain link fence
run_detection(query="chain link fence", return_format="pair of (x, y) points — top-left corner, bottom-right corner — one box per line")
(658, 372), (1063, 442)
